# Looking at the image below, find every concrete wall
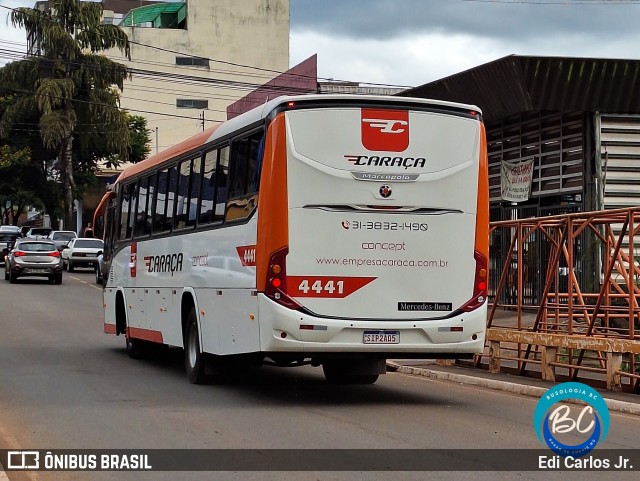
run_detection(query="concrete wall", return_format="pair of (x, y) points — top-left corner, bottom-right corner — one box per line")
(106, 0), (290, 152)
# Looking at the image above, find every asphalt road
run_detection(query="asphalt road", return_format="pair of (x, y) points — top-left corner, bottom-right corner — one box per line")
(0, 269), (638, 481)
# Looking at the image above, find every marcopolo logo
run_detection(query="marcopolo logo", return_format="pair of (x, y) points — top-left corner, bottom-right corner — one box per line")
(534, 382), (610, 458)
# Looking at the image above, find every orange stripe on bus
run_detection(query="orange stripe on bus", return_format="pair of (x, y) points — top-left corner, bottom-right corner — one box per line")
(116, 126), (219, 184)
(126, 327), (164, 343)
(256, 113), (289, 292)
(104, 323), (117, 334)
(475, 122), (490, 259)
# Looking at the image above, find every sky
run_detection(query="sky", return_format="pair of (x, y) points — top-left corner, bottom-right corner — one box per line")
(2, 0), (640, 88)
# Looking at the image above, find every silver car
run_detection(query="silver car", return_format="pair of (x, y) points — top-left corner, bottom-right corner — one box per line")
(61, 238), (104, 272)
(4, 239), (63, 284)
(48, 230), (78, 251)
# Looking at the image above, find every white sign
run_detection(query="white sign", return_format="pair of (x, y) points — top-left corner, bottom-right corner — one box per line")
(501, 158), (534, 202)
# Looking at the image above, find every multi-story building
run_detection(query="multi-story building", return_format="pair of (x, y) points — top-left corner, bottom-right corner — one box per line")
(29, 0), (290, 152)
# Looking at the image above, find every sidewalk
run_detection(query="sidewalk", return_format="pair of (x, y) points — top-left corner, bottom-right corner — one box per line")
(387, 359), (640, 416)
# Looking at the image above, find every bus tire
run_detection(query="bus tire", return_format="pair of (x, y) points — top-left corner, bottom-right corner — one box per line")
(185, 308), (207, 384)
(322, 362), (379, 385)
(126, 336), (146, 359)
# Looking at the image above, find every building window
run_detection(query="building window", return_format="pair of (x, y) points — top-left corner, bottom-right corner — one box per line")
(176, 56), (209, 67)
(176, 99), (208, 109)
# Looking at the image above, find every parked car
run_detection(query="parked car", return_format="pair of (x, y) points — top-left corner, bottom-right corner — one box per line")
(26, 227), (53, 239)
(4, 239), (63, 284)
(0, 225), (22, 235)
(48, 230), (78, 250)
(0, 231), (21, 265)
(61, 238), (104, 272)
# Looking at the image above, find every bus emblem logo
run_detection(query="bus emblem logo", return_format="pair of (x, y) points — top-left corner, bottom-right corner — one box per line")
(379, 184), (392, 198)
(361, 109), (409, 152)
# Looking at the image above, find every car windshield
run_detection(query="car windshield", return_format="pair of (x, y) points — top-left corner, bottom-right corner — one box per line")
(53, 232), (76, 240)
(74, 240), (104, 249)
(18, 242), (55, 252)
(29, 229), (51, 236)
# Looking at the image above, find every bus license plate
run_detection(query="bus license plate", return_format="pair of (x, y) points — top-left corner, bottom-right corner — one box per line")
(363, 331), (400, 344)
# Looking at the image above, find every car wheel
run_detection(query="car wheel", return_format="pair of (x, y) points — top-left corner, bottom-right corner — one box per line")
(4, 269), (8, 281)
(62, 260), (67, 271)
(95, 268), (102, 284)
(54, 274), (62, 285)
(68, 262), (74, 273)
(185, 308), (207, 384)
(9, 270), (17, 284)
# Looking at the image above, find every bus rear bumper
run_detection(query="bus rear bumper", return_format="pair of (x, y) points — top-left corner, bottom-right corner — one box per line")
(258, 296), (486, 356)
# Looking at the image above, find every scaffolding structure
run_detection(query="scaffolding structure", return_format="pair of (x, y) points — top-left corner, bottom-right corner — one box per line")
(481, 207), (640, 393)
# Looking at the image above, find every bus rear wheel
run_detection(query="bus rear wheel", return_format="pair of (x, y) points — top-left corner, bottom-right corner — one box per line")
(322, 362), (380, 385)
(126, 336), (146, 359)
(185, 308), (207, 384)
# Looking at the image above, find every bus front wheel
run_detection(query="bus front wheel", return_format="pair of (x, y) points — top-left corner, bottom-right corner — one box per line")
(185, 308), (207, 384)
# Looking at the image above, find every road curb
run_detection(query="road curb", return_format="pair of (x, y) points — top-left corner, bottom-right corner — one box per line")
(387, 361), (640, 416)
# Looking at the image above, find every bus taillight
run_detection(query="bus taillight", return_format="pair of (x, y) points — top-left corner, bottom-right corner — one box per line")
(460, 251), (488, 312)
(265, 247), (302, 310)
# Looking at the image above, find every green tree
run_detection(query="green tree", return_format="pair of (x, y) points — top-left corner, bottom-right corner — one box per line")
(0, 145), (47, 225)
(0, 0), (132, 228)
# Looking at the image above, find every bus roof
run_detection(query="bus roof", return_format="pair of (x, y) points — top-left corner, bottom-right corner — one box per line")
(115, 126), (220, 184)
(208, 94), (482, 144)
(115, 94), (482, 185)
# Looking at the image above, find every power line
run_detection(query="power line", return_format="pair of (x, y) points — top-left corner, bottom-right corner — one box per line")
(0, 2), (414, 89)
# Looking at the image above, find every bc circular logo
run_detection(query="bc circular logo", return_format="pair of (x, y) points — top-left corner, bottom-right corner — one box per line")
(534, 382), (610, 457)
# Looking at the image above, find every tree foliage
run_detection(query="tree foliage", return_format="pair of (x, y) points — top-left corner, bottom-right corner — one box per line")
(0, 145), (53, 226)
(0, 0), (133, 227)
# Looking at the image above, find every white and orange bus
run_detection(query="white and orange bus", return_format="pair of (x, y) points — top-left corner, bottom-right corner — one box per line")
(94, 94), (489, 384)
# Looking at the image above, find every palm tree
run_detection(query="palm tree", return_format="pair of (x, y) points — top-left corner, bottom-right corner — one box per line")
(0, 0), (131, 228)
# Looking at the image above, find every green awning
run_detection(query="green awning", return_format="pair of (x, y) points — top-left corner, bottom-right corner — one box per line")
(120, 3), (186, 28)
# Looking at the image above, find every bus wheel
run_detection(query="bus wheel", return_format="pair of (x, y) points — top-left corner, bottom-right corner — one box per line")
(322, 362), (380, 385)
(185, 308), (207, 384)
(126, 336), (145, 359)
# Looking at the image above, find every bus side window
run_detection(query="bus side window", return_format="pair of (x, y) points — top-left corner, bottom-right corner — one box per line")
(119, 183), (135, 240)
(144, 173), (156, 236)
(246, 134), (263, 195)
(186, 156), (202, 228)
(165, 166), (177, 231)
(199, 148), (218, 225)
(134, 176), (149, 238)
(215, 146), (230, 222)
(225, 130), (263, 223)
(154, 169), (168, 233)
(175, 159), (193, 230)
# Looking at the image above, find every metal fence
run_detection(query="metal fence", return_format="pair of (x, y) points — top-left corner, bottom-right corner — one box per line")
(482, 207), (640, 393)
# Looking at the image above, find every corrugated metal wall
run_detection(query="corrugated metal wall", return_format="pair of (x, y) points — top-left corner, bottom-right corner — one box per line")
(487, 111), (585, 203)
(598, 114), (640, 210)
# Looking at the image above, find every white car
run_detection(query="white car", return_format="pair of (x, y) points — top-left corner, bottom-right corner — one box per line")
(25, 227), (53, 239)
(61, 238), (104, 272)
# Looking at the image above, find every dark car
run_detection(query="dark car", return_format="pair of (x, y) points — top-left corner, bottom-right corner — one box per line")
(0, 232), (21, 265)
(4, 239), (63, 284)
